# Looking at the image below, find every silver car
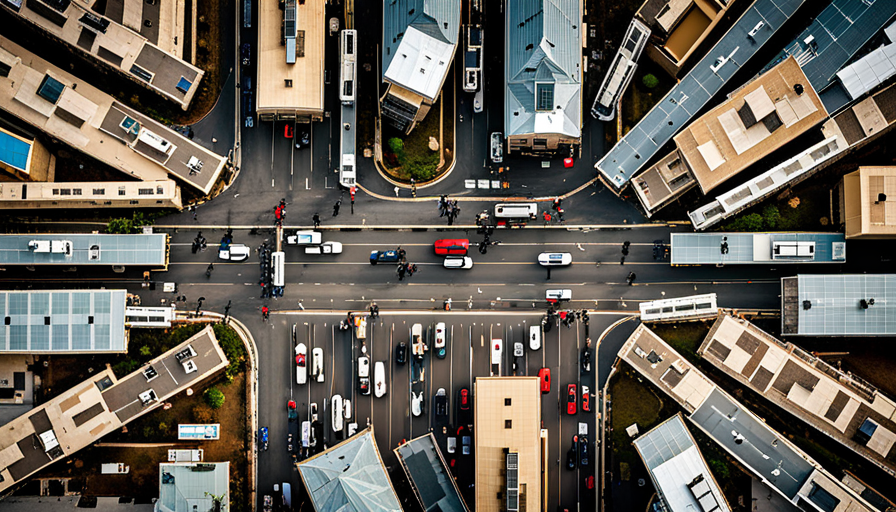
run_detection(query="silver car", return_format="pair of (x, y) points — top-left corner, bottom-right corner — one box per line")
(538, 252), (572, 266)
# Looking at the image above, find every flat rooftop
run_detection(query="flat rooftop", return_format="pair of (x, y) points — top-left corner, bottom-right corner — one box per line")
(157, 462), (229, 512)
(0, 326), (226, 492)
(0, 180), (182, 210)
(670, 232), (846, 265)
(256, 0), (324, 117)
(633, 414), (731, 512)
(0, 37), (225, 195)
(0, 234), (167, 267)
(700, 314), (896, 477)
(474, 377), (541, 512)
(0, 289), (127, 353)
(674, 57), (827, 194)
(781, 274), (896, 336)
(395, 433), (469, 512)
(1, 0), (202, 109)
(842, 166), (896, 239)
(595, 0), (806, 190)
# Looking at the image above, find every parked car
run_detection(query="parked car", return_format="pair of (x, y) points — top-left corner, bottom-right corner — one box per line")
(358, 356), (370, 377)
(579, 435), (589, 466)
(582, 345), (592, 374)
(359, 377), (370, 395)
(490, 132), (503, 163)
(259, 426), (268, 451)
(586, 475), (595, 490)
(447, 437), (456, 453)
(304, 241), (343, 254)
(295, 129), (310, 149)
(374, 361), (386, 397)
(491, 339), (503, 365)
(309, 403), (318, 423)
(369, 250), (400, 264)
(538, 368), (551, 394)
(312, 348), (324, 383)
(286, 230), (322, 246)
(434, 239), (469, 256)
(458, 388), (470, 411)
(435, 388), (448, 416)
(395, 342), (408, 364)
(343, 399), (352, 419)
(529, 325), (541, 350)
(412, 391), (424, 417)
(462, 435), (471, 455)
(412, 324), (426, 361)
(287, 400), (297, 421)
(538, 252), (572, 266)
(295, 343), (307, 385)
(567, 384), (577, 415)
(513, 342), (524, 357)
(219, 243), (251, 261)
(331, 395), (343, 432)
(443, 256), (473, 269)
(434, 322), (446, 359)
(582, 385), (591, 412)
(547, 289), (572, 302)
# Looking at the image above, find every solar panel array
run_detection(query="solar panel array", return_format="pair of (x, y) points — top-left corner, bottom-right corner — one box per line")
(671, 233), (846, 265)
(796, 274), (896, 335)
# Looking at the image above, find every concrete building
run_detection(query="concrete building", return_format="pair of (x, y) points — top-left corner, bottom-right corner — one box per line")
(633, 57), (828, 214)
(381, 0), (460, 134)
(0, 233), (169, 269)
(474, 377), (541, 512)
(296, 427), (402, 512)
(0, 37), (226, 196)
(157, 462), (229, 512)
(633, 414), (731, 512)
(394, 433), (469, 512)
(0, 326), (227, 492)
(781, 274), (896, 337)
(0, 0), (203, 109)
(700, 314), (896, 477)
(0, 125), (54, 182)
(256, 0), (324, 121)
(636, 0), (737, 78)
(839, 166), (896, 239)
(0, 179), (182, 210)
(505, 0), (581, 156)
(591, 19), (649, 121)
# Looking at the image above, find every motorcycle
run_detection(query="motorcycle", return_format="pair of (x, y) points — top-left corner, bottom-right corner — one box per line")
(259, 427), (269, 451)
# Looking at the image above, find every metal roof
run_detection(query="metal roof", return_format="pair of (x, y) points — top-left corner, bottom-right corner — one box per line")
(634, 415), (731, 512)
(0, 234), (167, 266)
(395, 433), (469, 512)
(670, 233), (846, 265)
(0, 127), (31, 172)
(157, 462), (229, 512)
(789, 274), (896, 335)
(836, 23), (896, 105)
(0, 290), (127, 353)
(297, 427), (401, 512)
(505, 0), (581, 138)
(595, 0), (806, 190)
(764, 0), (896, 111)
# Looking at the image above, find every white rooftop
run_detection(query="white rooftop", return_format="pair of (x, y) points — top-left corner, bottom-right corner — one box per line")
(385, 26), (455, 101)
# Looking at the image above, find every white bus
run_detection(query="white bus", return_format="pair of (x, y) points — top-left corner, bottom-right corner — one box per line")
(339, 30), (356, 105)
(125, 305), (176, 328)
(272, 251), (285, 287)
(494, 203), (537, 220)
(639, 293), (718, 322)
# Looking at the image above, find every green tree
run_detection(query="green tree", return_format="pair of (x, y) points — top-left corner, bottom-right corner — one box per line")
(214, 324), (247, 382)
(726, 213), (763, 232)
(106, 212), (151, 234)
(762, 205), (781, 229)
(708, 459), (730, 480)
(139, 345), (152, 357)
(388, 137), (404, 155)
(642, 74), (659, 89)
(204, 387), (225, 409)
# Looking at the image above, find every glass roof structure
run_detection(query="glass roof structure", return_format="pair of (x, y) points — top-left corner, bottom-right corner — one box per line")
(0, 290), (127, 353)
(297, 427), (401, 512)
(0, 128), (31, 172)
(395, 433), (469, 512)
(671, 233), (846, 265)
(786, 274), (896, 336)
(0, 234), (167, 266)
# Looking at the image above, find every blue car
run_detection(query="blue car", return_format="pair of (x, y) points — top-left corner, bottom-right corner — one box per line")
(259, 427), (269, 451)
(370, 250), (400, 265)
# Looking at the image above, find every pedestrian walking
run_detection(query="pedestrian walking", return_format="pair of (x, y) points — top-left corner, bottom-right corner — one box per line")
(543, 211), (552, 225)
(452, 200), (460, 219)
(261, 305), (269, 321)
(552, 197), (562, 211)
(206, 263), (214, 277)
(394, 186), (400, 197)
(397, 246), (406, 261)
(397, 264), (406, 281)
(627, 272), (636, 285)
(410, 178), (417, 198)
(333, 199), (341, 217)
(190, 205), (197, 221)
(350, 186), (356, 214)
(312, 213), (321, 228)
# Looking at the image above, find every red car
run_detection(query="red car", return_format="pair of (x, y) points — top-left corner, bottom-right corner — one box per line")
(434, 239), (469, 256)
(538, 368), (551, 394)
(582, 385), (591, 412)
(284, 124), (294, 138)
(566, 384), (577, 415)
(585, 476), (594, 490)
(458, 388), (470, 411)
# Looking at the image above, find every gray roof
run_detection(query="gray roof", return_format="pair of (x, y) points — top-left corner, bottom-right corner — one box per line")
(382, 0), (461, 77)
(788, 274), (896, 336)
(157, 462), (229, 512)
(596, 0), (806, 190)
(690, 388), (815, 500)
(395, 434), (468, 512)
(297, 428), (401, 512)
(0, 234), (167, 266)
(763, 0), (896, 112)
(0, 290), (126, 353)
(505, 0), (581, 139)
(670, 233), (846, 265)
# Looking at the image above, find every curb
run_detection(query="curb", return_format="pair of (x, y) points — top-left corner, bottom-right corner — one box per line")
(152, 222), (679, 230)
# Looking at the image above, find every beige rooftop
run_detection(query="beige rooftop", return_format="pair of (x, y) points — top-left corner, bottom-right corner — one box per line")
(674, 57), (828, 193)
(256, 0), (324, 120)
(474, 377), (541, 512)
(842, 166), (896, 239)
(0, 36), (225, 195)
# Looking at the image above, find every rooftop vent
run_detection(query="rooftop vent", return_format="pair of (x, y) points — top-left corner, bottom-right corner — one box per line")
(794, 83), (804, 95)
(802, 300), (812, 310)
(876, 193), (887, 204)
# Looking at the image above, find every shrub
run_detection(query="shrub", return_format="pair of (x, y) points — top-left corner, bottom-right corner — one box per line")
(642, 74), (659, 89)
(388, 137), (404, 155)
(112, 359), (140, 377)
(204, 387), (225, 409)
(761, 205), (780, 229)
(139, 345), (152, 357)
(214, 324), (247, 382)
(725, 213), (763, 232)
(708, 459), (730, 480)
(193, 404), (215, 423)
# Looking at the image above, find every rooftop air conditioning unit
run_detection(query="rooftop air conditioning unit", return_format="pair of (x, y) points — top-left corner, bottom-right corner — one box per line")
(748, 21), (764, 39)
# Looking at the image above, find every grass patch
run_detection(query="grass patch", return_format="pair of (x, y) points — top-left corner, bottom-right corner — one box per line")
(609, 368), (667, 465)
(719, 181), (833, 232)
(612, 60), (675, 148)
(648, 322), (711, 364)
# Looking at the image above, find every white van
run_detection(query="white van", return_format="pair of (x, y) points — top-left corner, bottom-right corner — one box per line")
(546, 289), (572, 301)
(374, 361), (386, 398)
(495, 203), (537, 220)
(529, 325), (541, 351)
(272, 252), (285, 287)
(491, 339), (503, 365)
(331, 395), (344, 432)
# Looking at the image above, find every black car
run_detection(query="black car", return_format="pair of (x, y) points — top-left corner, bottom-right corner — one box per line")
(566, 444), (577, 470)
(579, 435), (589, 466)
(396, 342), (408, 364)
(295, 129), (311, 149)
(435, 388), (448, 417)
(581, 347), (592, 374)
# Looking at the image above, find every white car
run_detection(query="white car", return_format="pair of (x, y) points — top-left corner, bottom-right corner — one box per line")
(434, 322), (446, 359)
(343, 399), (352, 419)
(491, 339), (503, 365)
(310, 402), (318, 423)
(443, 256), (473, 269)
(312, 348), (324, 383)
(304, 242), (343, 255)
(331, 395), (344, 432)
(412, 391), (424, 417)
(530, 325), (541, 350)
(546, 289), (572, 301)
(412, 323), (426, 360)
(295, 343), (307, 385)
(513, 342), (524, 357)
(218, 243), (251, 262)
(374, 361), (386, 398)
(538, 252), (572, 266)
(358, 356), (370, 378)
(286, 230), (322, 245)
